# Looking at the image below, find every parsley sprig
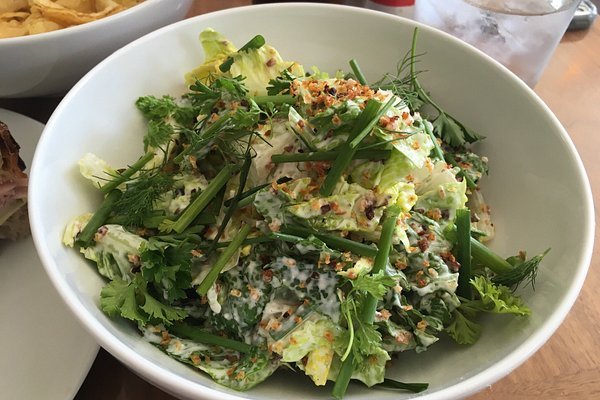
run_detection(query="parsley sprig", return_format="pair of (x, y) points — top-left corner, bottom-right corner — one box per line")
(333, 205), (401, 399)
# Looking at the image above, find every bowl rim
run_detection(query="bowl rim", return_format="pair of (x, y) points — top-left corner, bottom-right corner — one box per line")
(0, 0), (193, 46)
(29, 3), (596, 399)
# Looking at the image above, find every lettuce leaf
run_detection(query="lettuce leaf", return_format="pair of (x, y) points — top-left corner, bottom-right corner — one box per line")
(445, 307), (483, 345)
(445, 276), (531, 345)
(471, 276), (531, 316)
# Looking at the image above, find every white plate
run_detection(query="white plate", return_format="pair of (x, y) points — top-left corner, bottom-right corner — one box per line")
(0, 108), (98, 399)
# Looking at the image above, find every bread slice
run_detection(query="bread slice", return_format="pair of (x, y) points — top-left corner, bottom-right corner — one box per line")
(0, 120), (30, 240)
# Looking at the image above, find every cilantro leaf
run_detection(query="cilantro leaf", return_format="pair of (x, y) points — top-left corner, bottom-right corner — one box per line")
(350, 271), (398, 299)
(214, 75), (249, 99)
(100, 278), (146, 323)
(186, 80), (220, 113)
(445, 275), (531, 346)
(140, 239), (194, 302)
(431, 112), (481, 148)
(140, 291), (187, 322)
(353, 318), (383, 360)
(100, 275), (188, 326)
(338, 271), (397, 365)
(338, 293), (384, 365)
(445, 307), (483, 345)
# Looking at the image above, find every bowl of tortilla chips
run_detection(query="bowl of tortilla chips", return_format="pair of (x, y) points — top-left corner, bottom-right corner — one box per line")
(0, 0), (193, 98)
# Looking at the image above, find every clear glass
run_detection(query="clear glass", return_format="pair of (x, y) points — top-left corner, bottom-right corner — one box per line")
(414, 0), (580, 87)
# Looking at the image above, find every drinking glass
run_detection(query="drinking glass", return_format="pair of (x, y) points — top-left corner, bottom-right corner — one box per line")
(414, 0), (581, 87)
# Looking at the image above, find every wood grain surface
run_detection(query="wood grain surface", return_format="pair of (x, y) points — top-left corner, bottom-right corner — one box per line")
(2, 1), (597, 399)
(470, 17), (600, 400)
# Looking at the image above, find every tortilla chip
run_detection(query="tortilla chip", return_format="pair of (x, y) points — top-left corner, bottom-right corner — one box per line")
(32, 0), (121, 25)
(25, 7), (64, 34)
(0, 11), (29, 38)
(0, 0), (29, 14)
(54, 0), (96, 13)
(0, 0), (143, 38)
(0, 11), (29, 20)
(113, 0), (143, 8)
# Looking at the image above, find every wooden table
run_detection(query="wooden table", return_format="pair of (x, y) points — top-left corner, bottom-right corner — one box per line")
(2, 1), (599, 399)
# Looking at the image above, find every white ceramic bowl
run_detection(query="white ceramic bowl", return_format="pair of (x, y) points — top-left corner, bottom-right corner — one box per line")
(29, 4), (595, 400)
(0, 0), (193, 98)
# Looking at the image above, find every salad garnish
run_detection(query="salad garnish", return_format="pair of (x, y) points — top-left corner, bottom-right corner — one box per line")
(64, 27), (549, 398)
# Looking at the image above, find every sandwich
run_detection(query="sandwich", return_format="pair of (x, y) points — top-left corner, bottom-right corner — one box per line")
(0, 120), (29, 240)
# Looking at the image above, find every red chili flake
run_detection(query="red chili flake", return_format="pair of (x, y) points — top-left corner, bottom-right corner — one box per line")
(190, 354), (201, 365)
(441, 251), (461, 272)
(262, 269), (273, 283)
(417, 238), (429, 252)
(365, 204), (375, 220)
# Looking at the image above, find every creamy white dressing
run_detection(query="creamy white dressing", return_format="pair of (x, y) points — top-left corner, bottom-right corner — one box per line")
(82, 224), (145, 281)
(249, 121), (299, 185)
(414, 329), (439, 349)
(412, 270), (459, 296)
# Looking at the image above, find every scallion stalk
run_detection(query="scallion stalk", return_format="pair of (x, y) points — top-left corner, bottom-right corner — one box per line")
(280, 225), (378, 258)
(332, 358), (355, 400)
(101, 152), (154, 194)
(470, 238), (514, 274)
(320, 100), (383, 196)
(349, 59), (368, 85)
(168, 165), (235, 234)
(206, 153), (253, 255)
(444, 225), (514, 275)
(76, 190), (122, 247)
(376, 379), (429, 393)
(348, 97), (395, 149)
(455, 208), (472, 299)
(361, 205), (400, 322)
(423, 119), (444, 161)
(333, 205), (401, 399)
(219, 34), (266, 72)
(252, 94), (296, 105)
(193, 186), (226, 226)
(170, 323), (254, 353)
(196, 223), (252, 296)
(271, 149), (390, 164)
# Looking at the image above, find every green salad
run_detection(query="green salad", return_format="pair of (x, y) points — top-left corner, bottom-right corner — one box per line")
(64, 28), (548, 398)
